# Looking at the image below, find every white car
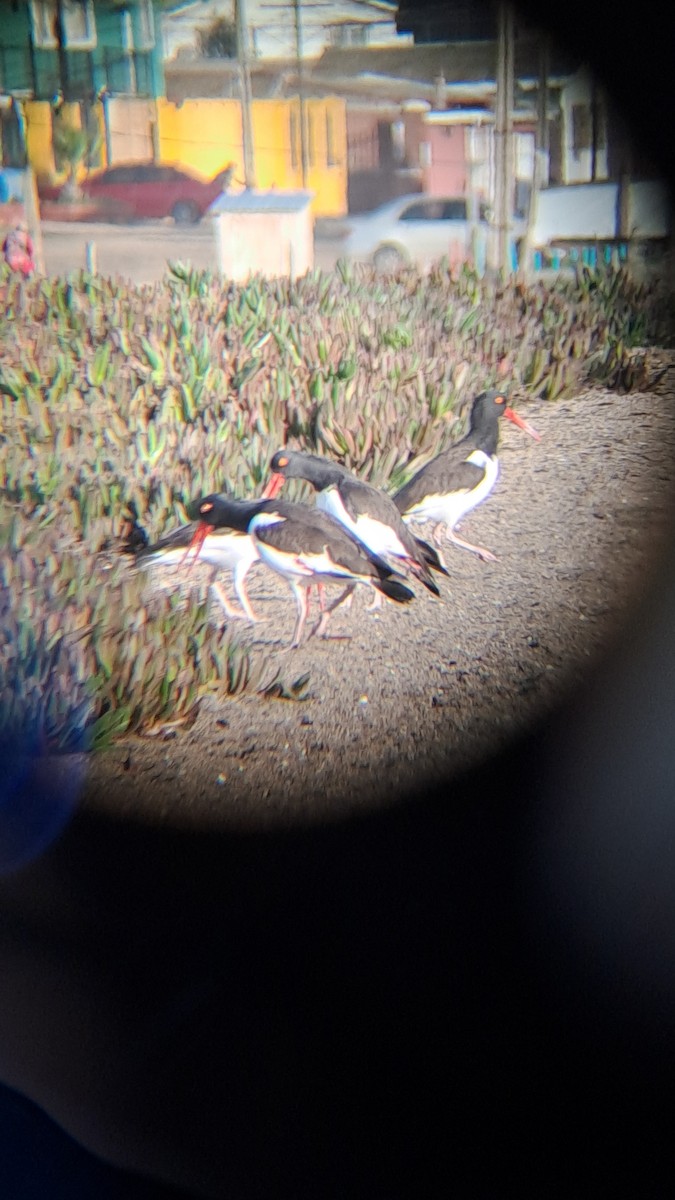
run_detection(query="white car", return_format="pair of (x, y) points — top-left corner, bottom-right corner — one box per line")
(341, 193), (524, 272)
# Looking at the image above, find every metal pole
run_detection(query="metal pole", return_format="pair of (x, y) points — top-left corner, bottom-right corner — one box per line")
(515, 26), (550, 276)
(24, 165), (45, 275)
(294, 0), (308, 188)
(101, 92), (113, 166)
(589, 73), (597, 182)
(54, 0), (70, 100)
(537, 32), (549, 163)
(493, 2), (515, 274)
(235, 0), (256, 189)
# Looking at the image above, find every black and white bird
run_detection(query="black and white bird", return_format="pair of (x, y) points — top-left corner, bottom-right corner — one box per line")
(261, 449), (448, 610)
(393, 389), (540, 562)
(185, 494), (415, 648)
(133, 519), (260, 622)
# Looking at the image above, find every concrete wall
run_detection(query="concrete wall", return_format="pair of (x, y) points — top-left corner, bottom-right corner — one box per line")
(107, 98), (156, 163)
(213, 208), (314, 280)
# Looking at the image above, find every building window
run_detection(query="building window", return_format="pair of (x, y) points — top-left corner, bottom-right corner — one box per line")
(328, 23), (368, 47)
(399, 199), (468, 222)
(391, 120), (406, 166)
(571, 103), (591, 155)
(31, 1), (96, 50)
(595, 100), (607, 150)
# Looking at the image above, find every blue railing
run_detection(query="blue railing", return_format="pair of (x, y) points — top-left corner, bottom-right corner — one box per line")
(531, 243), (629, 271)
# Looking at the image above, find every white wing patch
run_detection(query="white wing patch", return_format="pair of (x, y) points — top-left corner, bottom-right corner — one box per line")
(254, 538), (369, 584)
(252, 506), (373, 583)
(250, 510), (286, 531)
(298, 548), (365, 579)
(254, 541), (316, 579)
(403, 451), (499, 529)
(318, 486), (406, 559)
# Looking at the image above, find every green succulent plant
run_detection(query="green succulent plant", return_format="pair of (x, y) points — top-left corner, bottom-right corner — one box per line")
(1, 259), (671, 751)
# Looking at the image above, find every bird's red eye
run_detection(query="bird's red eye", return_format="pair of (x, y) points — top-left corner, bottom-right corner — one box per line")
(201, 502), (213, 513)
(495, 394), (505, 404)
(278, 456), (289, 468)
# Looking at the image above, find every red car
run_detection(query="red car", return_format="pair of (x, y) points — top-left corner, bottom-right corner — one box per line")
(40, 161), (234, 224)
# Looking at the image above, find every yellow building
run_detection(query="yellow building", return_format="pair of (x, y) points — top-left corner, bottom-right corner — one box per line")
(156, 96), (347, 216)
(24, 94), (347, 218)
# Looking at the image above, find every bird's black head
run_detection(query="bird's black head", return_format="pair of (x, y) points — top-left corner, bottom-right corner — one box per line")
(269, 450), (293, 474)
(267, 450), (347, 491)
(469, 390), (540, 445)
(188, 494), (260, 533)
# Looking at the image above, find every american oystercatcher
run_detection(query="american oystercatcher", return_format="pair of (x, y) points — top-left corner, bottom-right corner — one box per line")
(261, 450), (448, 610)
(134, 519), (260, 622)
(393, 389), (540, 563)
(186, 494), (415, 648)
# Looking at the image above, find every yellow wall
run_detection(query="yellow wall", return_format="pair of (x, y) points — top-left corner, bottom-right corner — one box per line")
(156, 96), (347, 216)
(24, 100), (105, 182)
(24, 95), (347, 216)
(251, 100), (293, 191)
(24, 101), (58, 178)
(156, 98), (242, 181)
(303, 97), (347, 218)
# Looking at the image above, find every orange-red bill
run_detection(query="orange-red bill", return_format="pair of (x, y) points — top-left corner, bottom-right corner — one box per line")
(503, 406), (541, 441)
(261, 472), (285, 500)
(180, 520), (211, 569)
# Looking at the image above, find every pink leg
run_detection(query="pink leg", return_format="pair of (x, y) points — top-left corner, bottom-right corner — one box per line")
(211, 581), (250, 620)
(290, 582), (310, 648)
(312, 584), (356, 639)
(447, 528), (498, 563)
(365, 588), (383, 612)
(232, 562), (259, 621)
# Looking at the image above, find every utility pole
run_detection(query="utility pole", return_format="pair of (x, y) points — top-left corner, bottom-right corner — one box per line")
(235, 0), (256, 188)
(294, 0), (309, 188)
(54, 0), (70, 100)
(589, 73), (598, 182)
(493, 1), (515, 274)
(519, 27), (548, 276)
(537, 32), (549, 166)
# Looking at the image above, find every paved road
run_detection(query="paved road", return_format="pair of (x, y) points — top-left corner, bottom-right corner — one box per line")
(40, 219), (346, 283)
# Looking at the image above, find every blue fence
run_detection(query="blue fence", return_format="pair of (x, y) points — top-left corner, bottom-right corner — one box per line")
(531, 243), (629, 271)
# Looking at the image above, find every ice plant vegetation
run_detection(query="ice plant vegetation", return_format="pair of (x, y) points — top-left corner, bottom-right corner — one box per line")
(0, 257), (671, 749)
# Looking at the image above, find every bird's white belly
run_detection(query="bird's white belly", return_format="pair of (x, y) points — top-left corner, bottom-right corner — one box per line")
(317, 488), (405, 560)
(254, 540), (359, 583)
(249, 512), (322, 580)
(404, 451), (499, 529)
(253, 541), (313, 580)
(145, 533), (257, 572)
(197, 534), (258, 571)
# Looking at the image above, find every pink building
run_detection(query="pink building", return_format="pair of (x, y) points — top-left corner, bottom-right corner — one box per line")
(403, 112), (468, 194)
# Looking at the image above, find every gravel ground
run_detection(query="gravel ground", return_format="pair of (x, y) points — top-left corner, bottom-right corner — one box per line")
(54, 365), (675, 830)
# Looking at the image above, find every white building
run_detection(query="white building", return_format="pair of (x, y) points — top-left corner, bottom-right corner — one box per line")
(558, 66), (609, 184)
(162, 0), (411, 63)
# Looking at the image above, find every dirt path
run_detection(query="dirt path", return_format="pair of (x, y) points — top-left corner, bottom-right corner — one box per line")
(50, 366), (672, 831)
